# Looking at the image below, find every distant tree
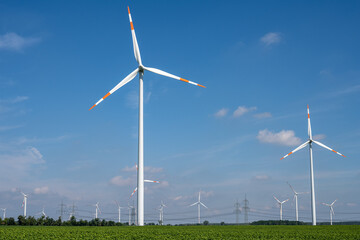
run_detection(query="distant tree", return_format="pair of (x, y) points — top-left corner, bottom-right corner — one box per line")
(55, 217), (62, 226)
(220, 222), (225, 225)
(7, 217), (16, 225)
(70, 216), (77, 226)
(37, 216), (45, 226)
(17, 215), (26, 225)
(27, 216), (37, 226)
(203, 220), (209, 225)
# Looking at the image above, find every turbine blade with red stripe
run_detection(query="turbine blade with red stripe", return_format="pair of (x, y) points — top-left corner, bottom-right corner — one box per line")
(144, 180), (160, 183)
(312, 140), (346, 157)
(143, 66), (206, 88)
(89, 69), (138, 110)
(280, 141), (310, 160)
(127, 6), (142, 65)
(307, 105), (312, 139)
(130, 187), (137, 198)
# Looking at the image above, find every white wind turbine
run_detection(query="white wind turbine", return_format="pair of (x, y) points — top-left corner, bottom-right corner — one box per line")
(20, 192), (29, 217)
(115, 200), (124, 223)
(158, 201), (166, 225)
(89, 6), (205, 226)
(36, 207), (47, 218)
(280, 105), (346, 225)
(287, 182), (308, 222)
(322, 200), (337, 225)
(190, 191), (208, 224)
(273, 196), (289, 221)
(1, 208), (6, 219)
(94, 202), (101, 219)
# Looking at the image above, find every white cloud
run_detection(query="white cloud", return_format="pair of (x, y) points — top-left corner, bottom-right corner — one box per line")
(257, 129), (301, 146)
(313, 134), (326, 141)
(0, 125), (23, 132)
(34, 186), (49, 194)
(0, 33), (41, 51)
(0, 96), (29, 104)
(347, 203), (357, 207)
(109, 176), (133, 186)
(200, 190), (214, 198)
(214, 108), (228, 118)
(260, 32), (281, 46)
(233, 106), (257, 117)
(254, 175), (270, 181)
(254, 112), (272, 119)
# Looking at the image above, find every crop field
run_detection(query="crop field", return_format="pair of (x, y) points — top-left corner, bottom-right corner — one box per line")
(0, 225), (360, 240)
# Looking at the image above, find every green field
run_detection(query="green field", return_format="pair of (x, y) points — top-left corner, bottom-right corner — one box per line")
(0, 225), (360, 240)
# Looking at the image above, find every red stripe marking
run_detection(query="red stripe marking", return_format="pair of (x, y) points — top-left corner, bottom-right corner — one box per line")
(89, 104), (96, 111)
(102, 92), (111, 100)
(180, 78), (189, 83)
(127, 6), (130, 14)
(130, 22), (134, 30)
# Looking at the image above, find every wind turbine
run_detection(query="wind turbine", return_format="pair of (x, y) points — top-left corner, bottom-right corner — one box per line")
(280, 105), (346, 225)
(1, 208), (6, 219)
(115, 200), (124, 223)
(20, 192), (29, 217)
(36, 207), (47, 218)
(89, 6), (205, 226)
(287, 182), (308, 222)
(129, 164), (160, 199)
(94, 202), (101, 219)
(190, 191), (208, 224)
(158, 201), (166, 225)
(273, 196), (289, 221)
(322, 200), (337, 225)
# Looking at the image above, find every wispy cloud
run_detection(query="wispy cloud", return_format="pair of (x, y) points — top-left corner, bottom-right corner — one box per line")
(260, 32), (282, 46)
(257, 129), (301, 146)
(233, 106), (257, 118)
(0, 96), (29, 104)
(214, 108), (228, 118)
(0, 125), (23, 132)
(313, 134), (326, 141)
(34, 186), (49, 194)
(109, 176), (133, 186)
(253, 175), (271, 181)
(327, 84), (360, 97)
(0, 33), (41, 51)
(122, 165), (163, 174)
(254, 112), (272, 119)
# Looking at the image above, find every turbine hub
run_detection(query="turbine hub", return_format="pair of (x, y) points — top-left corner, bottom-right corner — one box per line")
(138, 65), (144, 72)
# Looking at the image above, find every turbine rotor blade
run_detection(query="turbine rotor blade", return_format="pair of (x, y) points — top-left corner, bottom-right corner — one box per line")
(89, 69), (139, 110)
(200, 202), (208, 209)
(307, 105), (312, 139)
(144, 180), (160, 183)
(143, 66), (206, 88)
(130, 187), (137, 198)
(189, 202), (198, 207)
(331, 199), (337, 206)
(127, 7), (142, 65)
(287, 182), (296, 194)
(312, 140), (346, 157)
(280, 141), (310, 160)
(273, 196), (281, 203)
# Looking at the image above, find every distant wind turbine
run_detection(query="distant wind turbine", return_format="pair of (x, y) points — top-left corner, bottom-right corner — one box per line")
(274, 196), (289, 221)
(280, 105), (346, 225)
(322, 200), (337, 225)
(94, 202), (101, 219)
(1, 208), (6, 219)
(89, 6), (205, 226)
(287, 182), (308, 222)
(20, 192), (29, 217)
(36, 207), (47, 218)
(115, 200), (124, 223)
(158, 201), (167, 225)
(190, 191), (208, 224)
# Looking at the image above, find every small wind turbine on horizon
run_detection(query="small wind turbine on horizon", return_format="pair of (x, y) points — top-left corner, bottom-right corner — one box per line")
(94, 202), (101, 219)
(20, 191), (29, 217)
(36, 207), (47, 218)
(287, 182), (308, 222)
(158, 201), (166, 225)
(280, 105), (346, 225)
(1, 208), (6, 219)
(88, 6), (205, 226)
(115, 200), (124, 223)
(190, 191), (208, 224)
(273, 196), (289, 221)
(322, 200), (337, 225)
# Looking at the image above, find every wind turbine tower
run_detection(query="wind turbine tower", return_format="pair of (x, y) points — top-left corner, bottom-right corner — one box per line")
(158, 201), (166, 225)
(115, 201), (124, 223)
(322, 200), (337, 225)
(234, 199), (241, 224)
(190, 191), (208, 224)
(287, 182), (308, 222)
(243, 194), (249, 224)
(94, 202), (101, 219)
(89, 6), (205, 226)
(1, 208), (6, 219)
(20, 192), (29, 217)
(274, 196), (289, 221)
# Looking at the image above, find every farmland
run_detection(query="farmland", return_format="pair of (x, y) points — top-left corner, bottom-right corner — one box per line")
(0, 225), (359, 240)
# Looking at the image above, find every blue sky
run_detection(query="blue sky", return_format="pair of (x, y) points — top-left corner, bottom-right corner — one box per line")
(0, 0), (360, 223)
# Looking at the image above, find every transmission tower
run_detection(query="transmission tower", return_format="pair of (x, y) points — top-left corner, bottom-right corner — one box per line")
(234, 199), (241, 224)
(57, 200), (66, 220)
(68, 202), (76, 220)
(243, 194), (249, 224)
